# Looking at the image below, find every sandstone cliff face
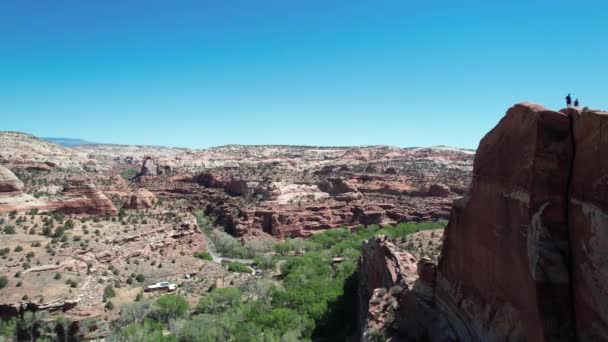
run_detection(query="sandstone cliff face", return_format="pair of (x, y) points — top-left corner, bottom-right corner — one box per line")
(437, 103), (575, 341)
(564, 106), (608, 341)
(358, 103), (608, 341)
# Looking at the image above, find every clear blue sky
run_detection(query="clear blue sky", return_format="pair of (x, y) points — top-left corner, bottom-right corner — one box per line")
(1, 0), (607, 149)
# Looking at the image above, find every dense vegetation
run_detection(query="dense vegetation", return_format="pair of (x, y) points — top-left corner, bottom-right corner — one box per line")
(107, 221), (444, 341)
(0, 217), (443, 341)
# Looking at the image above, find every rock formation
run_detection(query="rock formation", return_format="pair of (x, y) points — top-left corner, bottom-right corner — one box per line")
(564, 106), (608, 341)
(0, 169), (118, 216)
(0, 165), (24, 192)
(357, 103), (608, 341)
(357, 236), (421, 341)
(52, 180), (118, 216)
(123, 188), (157, 209)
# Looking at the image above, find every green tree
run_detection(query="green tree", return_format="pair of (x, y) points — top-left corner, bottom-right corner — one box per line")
(18, 311), (47, 342)
(196, 288), (242, 315)
(119, 319), (177, 342)
(156, 295), (189, 323)
(0, 318), (17, 340)
(54, 316), (71, 342)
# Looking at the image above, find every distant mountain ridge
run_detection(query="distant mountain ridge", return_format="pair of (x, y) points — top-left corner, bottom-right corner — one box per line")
(43, 137), (98, 147)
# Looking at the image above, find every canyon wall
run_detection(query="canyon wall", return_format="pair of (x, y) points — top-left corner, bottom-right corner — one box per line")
(358, 103), (608, 341)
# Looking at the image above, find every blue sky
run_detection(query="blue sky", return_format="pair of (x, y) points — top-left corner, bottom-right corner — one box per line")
(1, 0), (607, 149)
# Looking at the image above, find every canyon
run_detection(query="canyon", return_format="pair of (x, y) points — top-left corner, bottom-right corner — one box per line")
(1, 102), (607, 341)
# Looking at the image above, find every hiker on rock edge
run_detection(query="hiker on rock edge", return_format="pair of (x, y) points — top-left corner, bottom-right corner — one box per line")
(566, 93), (572, 108)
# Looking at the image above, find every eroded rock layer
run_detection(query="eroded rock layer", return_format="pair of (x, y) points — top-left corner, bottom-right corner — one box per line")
(437, 103), (575, 341)
(358, 103), (608, 341)
(565, 106), (608, 341)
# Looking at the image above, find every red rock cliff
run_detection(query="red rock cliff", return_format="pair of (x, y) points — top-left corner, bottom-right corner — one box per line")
(358, 103), (608, 341)
(437, 103), (575, 340)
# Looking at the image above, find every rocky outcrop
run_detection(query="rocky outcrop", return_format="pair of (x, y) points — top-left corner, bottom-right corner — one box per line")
(123, 188), (157, 209)
(0, 165), (24, 192)
(0, 174), (118, 216)
(359, 103), (608, 341)
(358, 236), (419, 341)
(318, 178), (363, 202)
(138, 156), (176, 177)
(53, 180), (118, 216)
(435, 103), (575, 341)
(0, 166), (47, 213)
(0, 299), (79, 319)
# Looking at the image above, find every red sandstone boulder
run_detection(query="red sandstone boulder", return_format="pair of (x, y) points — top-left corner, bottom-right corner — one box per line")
(123, 188), (157, 209)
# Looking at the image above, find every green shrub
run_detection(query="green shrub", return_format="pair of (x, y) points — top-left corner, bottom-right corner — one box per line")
(194, 251), (213, 261)
(227, 262), (250, 274)
(0, 276), (7, 289)
(103, 285), (116, 301)
(253, 255), (277, 270)
(0, 247), (10, 257)
(120, 168), (138, 180)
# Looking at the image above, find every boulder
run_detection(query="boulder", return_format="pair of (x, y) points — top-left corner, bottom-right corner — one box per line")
(123, 188), (157, 209)
(428, 183), (450, 197)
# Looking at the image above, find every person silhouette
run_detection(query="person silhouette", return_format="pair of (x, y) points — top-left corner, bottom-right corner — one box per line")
(566, 93), (572, 107)
(574, 98), (579, 107)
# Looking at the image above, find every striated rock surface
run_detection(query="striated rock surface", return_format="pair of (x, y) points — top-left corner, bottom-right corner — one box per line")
(54, 180), (119, 216)
(357, 103), (608, 341)
(436, 102), (575, 341)
(123, 188), (157, 209)
(564, 106), (608, 341)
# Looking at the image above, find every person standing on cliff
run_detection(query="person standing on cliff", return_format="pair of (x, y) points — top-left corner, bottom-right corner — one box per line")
(574, 98), (579, 107)
(566, 93), (572, 107)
